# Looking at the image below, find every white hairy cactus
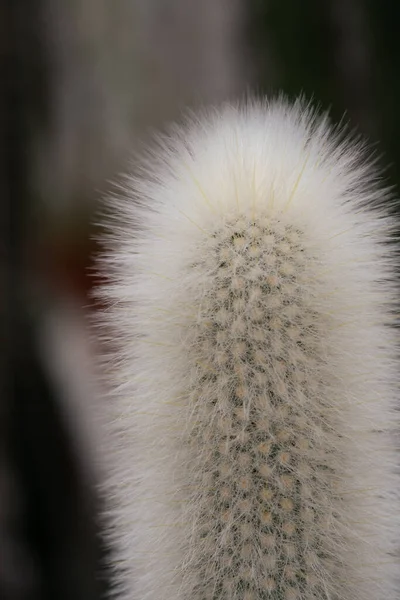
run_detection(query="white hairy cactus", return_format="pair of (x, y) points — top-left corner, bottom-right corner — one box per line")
(98, 98), (400, 600)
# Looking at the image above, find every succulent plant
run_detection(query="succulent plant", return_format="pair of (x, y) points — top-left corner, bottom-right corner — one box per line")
(99, 98), (400, 599)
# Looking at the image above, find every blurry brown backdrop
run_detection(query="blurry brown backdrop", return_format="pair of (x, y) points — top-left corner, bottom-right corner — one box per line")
(4, 1), (400, 599)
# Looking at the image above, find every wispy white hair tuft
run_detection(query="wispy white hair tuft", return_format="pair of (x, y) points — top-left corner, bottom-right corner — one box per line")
(97, 97), (400, 600)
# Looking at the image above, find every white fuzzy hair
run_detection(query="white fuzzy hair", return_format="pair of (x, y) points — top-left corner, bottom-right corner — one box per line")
(98, 97), (400, 600)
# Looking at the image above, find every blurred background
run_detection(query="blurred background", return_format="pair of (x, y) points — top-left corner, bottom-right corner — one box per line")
(4, 0), (400, 598)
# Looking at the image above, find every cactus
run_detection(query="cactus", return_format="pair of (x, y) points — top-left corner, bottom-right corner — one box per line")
(99, 98), (400, 600)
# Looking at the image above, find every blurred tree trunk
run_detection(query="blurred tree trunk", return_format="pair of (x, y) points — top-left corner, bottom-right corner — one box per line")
(5, 1), (106, 598)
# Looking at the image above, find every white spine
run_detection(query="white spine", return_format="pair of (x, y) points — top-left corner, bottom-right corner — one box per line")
(99, 98), (400, 600)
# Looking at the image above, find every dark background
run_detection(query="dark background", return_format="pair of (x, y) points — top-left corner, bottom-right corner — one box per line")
(4, 1), (400, 598)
